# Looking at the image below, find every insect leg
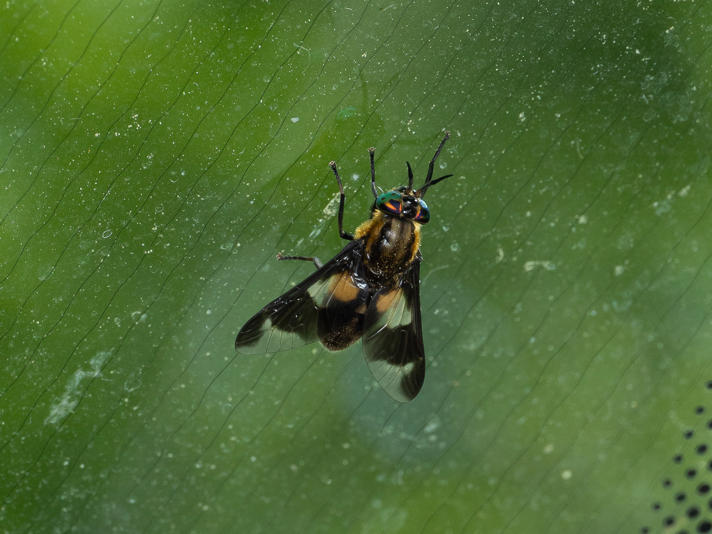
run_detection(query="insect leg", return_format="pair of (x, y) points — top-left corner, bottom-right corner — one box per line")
(328, 161), (354, 241)
(368, 147), (378, 198)
(423, 131), (450, 188)
(277, 253), (323, 269)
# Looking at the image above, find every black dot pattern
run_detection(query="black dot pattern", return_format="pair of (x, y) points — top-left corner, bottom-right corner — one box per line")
(641, 385), (712, 533)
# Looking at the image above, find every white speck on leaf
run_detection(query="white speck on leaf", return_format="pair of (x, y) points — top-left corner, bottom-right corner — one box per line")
(45, 351), (111, 425)
(424, 417), (440, 433)
(322, 193), (340, 217)
(524, 260), (556, 272)
(309, 193), (340, 239)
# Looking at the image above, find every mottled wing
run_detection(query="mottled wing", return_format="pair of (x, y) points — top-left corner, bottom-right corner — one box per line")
(362, 259), (425, 402)
(235, 240), (364, 354)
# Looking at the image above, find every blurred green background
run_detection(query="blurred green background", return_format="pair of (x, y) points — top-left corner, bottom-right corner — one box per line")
(2, 0), (712, 532)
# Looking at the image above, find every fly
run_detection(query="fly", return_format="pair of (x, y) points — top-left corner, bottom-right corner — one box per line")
(235, 132), (453, 401)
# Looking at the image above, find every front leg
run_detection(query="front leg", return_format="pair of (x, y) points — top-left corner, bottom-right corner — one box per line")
(277, 253), (323, 270)
(328, 161), (354, 241)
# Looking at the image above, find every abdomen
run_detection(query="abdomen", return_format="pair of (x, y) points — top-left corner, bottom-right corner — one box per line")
(365, 218), (419, 283)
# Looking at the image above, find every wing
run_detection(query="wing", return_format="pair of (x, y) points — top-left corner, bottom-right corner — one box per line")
(235, 239), (367, 354)
(362, 258), (425, 402)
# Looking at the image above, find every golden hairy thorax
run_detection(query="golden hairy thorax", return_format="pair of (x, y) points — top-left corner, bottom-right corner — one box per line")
(354, 210), (421, 284)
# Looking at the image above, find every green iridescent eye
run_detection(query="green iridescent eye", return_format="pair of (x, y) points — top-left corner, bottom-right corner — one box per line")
(415, 199), (430, 223)
(376, 191), (403, 216)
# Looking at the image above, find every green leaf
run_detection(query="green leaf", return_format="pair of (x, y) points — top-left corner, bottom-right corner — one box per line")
(2, 0), (711, 532)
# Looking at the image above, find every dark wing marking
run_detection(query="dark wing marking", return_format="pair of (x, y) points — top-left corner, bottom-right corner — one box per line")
(315, 269), (369, 351)
(362, 259), (425, 402)
(235, 240), (365, 354)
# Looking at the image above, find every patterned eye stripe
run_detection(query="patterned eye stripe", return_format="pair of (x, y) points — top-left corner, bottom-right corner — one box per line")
(414, 202), (430, 222)
(385, 200), (402, 213)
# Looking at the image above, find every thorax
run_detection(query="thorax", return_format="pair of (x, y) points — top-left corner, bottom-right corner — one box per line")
(354, 211), (420, 285)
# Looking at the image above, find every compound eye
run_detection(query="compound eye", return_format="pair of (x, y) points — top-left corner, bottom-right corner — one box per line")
(414, 199), (430, 223)
(376, 191), (403, 216)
